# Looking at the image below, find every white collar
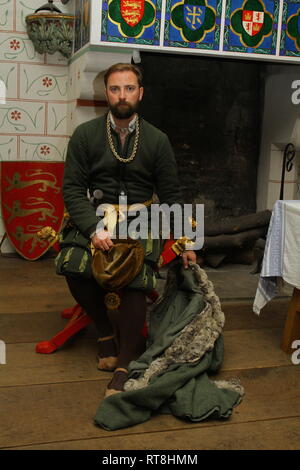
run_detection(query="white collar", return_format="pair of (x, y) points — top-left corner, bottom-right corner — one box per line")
(109, 112), (137, 134)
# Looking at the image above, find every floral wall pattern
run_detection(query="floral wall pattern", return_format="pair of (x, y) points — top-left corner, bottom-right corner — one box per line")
(0, 0), (71, 245)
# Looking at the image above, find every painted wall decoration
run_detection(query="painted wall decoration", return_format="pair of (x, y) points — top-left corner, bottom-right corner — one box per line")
(0, 0), (70, 247)
(101, 0), (162, 45)
(164, 0), (222, 49)
(59, 0), (300, 60)
(70, 0), (300, 60)
(0, 0), (12, 31)
(0, 33), (40, 61)
(280, 0), (300, 56)
(223, 0), (279, 54)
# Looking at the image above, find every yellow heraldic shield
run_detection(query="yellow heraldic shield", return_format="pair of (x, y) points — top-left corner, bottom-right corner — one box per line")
(1, 161), (65, 260)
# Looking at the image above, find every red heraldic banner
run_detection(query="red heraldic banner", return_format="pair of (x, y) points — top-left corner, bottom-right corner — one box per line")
(1, 161), (64, 260)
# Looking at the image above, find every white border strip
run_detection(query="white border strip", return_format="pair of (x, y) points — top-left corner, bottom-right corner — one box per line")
(276, 0), (284, 57)
(90, 40), (300, 63)
(90, 0), (103, 45)
(219, 0), (227, 52)
(160, 0), (167, 48)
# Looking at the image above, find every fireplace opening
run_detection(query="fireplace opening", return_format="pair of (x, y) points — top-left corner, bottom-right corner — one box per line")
(139, 52), (264, 220)
(138, 52), (300, 267)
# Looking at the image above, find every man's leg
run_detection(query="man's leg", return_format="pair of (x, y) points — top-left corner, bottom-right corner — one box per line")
(66, 277), (118, 369)
(106, 289), (147, 394)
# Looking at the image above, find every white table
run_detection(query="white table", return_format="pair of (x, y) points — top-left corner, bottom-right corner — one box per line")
(253, 200), (300, 353)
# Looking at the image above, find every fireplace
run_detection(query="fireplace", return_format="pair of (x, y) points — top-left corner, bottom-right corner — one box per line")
(139, 52), (261, 221)
(138, 52), (300, 222)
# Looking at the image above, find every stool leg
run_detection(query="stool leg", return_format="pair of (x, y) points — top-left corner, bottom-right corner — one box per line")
(36, 309), (91, 354)
(61, 304), (82, 319)
(281, 288), (300, 354)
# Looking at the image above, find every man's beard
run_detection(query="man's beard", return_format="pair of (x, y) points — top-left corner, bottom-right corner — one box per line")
(109, 100), (139, 120)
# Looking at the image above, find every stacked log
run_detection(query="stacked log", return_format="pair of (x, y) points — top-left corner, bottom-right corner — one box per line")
(201, 210), (271, 268)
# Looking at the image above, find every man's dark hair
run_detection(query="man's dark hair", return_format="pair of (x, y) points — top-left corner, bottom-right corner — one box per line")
(104, 63), (143, 88)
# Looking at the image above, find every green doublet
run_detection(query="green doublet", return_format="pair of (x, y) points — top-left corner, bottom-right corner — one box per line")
(63, 114), (183, 238)
(61, 114), (182, 290)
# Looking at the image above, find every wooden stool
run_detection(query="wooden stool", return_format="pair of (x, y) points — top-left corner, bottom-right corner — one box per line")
(35, 238), (180, 354)
(281, 288), (300, 354)
(35, 290), (160, 354)
(36, 304), (91, 354)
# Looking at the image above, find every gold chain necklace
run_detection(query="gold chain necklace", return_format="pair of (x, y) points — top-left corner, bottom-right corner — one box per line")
(106, 113), (140, 163)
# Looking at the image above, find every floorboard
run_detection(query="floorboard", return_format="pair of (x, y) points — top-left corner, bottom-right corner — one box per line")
(1, 365), (299, 448)
(5, 417), (300, 450)
(1, 257), (299, 450)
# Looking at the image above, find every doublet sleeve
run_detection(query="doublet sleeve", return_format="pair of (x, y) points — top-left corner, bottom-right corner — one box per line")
(63, 124), (99, 237)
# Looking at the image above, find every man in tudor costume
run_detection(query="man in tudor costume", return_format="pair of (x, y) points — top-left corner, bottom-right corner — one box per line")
(63, 63), (196, 397)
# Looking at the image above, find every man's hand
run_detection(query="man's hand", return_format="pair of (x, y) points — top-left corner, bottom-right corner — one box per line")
(91, 230), (114, 251)
(181, 250), (197, 269)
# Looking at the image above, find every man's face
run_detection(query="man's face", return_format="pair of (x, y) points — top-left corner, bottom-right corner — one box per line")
(105, 70), (144, 120)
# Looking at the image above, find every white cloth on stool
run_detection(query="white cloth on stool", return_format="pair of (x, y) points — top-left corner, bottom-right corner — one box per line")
(253, 200), (300, 315)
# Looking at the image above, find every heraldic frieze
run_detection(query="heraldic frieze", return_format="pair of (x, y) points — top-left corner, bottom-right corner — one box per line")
(95, 0), (300, 58)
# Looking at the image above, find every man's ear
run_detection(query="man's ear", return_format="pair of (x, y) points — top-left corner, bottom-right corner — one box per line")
(139, 87), (144, 101)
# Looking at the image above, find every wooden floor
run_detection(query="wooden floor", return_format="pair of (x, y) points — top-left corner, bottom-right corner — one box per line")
(0, 256), (300, 450)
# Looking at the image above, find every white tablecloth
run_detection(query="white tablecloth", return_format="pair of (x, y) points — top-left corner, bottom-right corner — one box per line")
(253, 200), (300, 315)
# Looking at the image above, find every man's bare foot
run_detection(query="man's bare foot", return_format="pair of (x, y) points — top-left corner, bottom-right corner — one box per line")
(97, 335), (118, 371)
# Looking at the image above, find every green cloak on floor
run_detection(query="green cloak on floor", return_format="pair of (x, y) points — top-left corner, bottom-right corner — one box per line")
(94, 263), (244, 430)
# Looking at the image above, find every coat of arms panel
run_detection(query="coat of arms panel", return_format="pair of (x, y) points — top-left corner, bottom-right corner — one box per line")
(1, 161), (64, 260)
